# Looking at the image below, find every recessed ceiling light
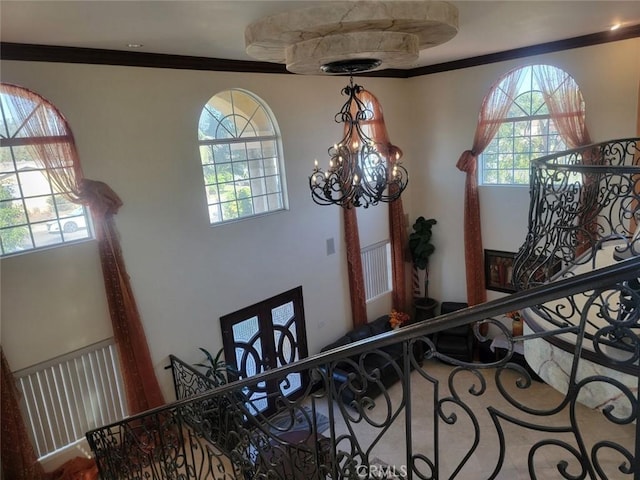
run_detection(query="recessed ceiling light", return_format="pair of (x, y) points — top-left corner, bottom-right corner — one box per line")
(610, 23), (621, 31)
(127, 43), (144, 48)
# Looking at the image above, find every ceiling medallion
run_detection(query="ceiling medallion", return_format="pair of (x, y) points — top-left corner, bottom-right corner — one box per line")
(321, 59), (383, 74)
(245, 1), (459, 75)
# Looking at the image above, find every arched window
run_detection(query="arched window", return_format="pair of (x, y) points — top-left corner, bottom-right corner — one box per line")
(0, 86), (92, 256)
(198, 89), (287, 224)
(479, 65), (584, 186)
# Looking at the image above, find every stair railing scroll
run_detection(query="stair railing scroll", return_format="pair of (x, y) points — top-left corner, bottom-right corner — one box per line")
(87, 257), (639, 479)
(513, 137), (640, 290)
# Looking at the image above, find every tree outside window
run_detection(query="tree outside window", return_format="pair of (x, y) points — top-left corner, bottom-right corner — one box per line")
(198, 89), (287, 225)
(0, 87), (92, 256)
(479, 65), (576, 186)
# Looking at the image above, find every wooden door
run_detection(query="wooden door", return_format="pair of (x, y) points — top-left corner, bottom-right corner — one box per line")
(220, 286), (308, 416)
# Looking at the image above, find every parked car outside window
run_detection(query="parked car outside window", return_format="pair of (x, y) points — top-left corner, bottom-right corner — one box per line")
(47, 207), (88, 234)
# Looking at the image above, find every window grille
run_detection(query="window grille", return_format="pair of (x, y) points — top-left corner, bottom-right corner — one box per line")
(361, 240), (392, 302)
(13, 339), (127, 459)
(478, 65), (576, 186)
(0, 85), (94, 257)
(198, 89), (287, 225)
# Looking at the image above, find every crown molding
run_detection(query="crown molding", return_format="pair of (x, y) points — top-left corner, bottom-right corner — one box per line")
(406, 23), (640, 77)
(0, 43), (290, 74)
(1, 24), (638, 78)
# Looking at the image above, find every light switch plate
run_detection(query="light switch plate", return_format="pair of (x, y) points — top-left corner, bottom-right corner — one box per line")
(326, 238), (335, 255)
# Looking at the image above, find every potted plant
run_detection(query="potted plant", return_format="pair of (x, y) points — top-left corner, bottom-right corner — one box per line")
(194, 347), (236, 387)
(409, 216), (439, 320)
(193, 347), (242, 450)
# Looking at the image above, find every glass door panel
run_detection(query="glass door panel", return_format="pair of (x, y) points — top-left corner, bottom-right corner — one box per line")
(220, 286), (308, 416)
(271, 301), (302, 397)
(231, 316), (268, 414)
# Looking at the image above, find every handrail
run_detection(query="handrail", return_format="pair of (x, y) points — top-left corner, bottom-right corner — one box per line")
(87, 255), (639, 479)
(530, 137), (639, 172)
(86, 255), (640, 433)
(513, 137), (640, 290)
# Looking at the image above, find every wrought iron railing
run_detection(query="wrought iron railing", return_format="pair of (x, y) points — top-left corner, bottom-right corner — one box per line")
(513, 137), (640, 290)
(86, 255), (639, 479)
(510, 136), (640, 391)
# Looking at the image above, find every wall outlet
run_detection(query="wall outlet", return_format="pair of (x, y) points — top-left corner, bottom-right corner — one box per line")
(326, 238), (335, 255)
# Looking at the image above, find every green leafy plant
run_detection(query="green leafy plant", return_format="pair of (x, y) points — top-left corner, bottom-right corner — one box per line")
(0, 183), (28, 253)
(194, 347), (235, 387)
(409, 217), (437, 299)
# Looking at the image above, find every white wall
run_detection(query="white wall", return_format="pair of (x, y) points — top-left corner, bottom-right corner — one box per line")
(1, 241), (112, 363)
(0, 62), (408, 398)
(1, 37), (638, 400)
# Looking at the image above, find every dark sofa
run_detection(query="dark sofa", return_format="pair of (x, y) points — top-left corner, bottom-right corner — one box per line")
(320, 315), (408, 407)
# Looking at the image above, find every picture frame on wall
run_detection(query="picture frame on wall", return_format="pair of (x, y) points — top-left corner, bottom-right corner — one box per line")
(484, 249), (517, 293)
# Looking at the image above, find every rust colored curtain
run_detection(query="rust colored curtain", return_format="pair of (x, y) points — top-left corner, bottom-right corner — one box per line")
(0, 84), (164, 475)
(343, 206), (368, 328)
(339, 88), (410, 327)
(456, 70), (524, 306)
(533, 65), (591, 149)
(1, 349), (46, 480)
(81, 179), (166, 413)
(533, 66), (595, 253)
(2, 84), (164, 414)
(389, 194), (410, 312)
(361, 90), (409, 313)
(3, 350), (101, 479)
(341, 88), (368, 327)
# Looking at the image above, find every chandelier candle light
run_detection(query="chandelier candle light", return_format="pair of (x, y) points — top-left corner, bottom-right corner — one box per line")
(309, 78), (408, 208)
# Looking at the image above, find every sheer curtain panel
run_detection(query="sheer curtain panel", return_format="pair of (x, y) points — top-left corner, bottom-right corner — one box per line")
(1, 83), (164, 477)
(455, 70), (525, 307)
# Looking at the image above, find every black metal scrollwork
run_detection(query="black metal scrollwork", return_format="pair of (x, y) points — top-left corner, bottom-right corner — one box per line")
(88, 258), (640, 479)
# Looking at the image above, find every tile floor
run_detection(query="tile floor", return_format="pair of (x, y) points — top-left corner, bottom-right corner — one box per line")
(312, 359), (637, 479)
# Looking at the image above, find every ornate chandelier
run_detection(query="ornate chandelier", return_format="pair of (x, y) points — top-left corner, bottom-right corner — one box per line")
(309, 78), (408, 208)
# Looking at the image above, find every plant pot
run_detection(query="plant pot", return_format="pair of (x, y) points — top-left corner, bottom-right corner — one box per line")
(414, 297), (439, 322)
